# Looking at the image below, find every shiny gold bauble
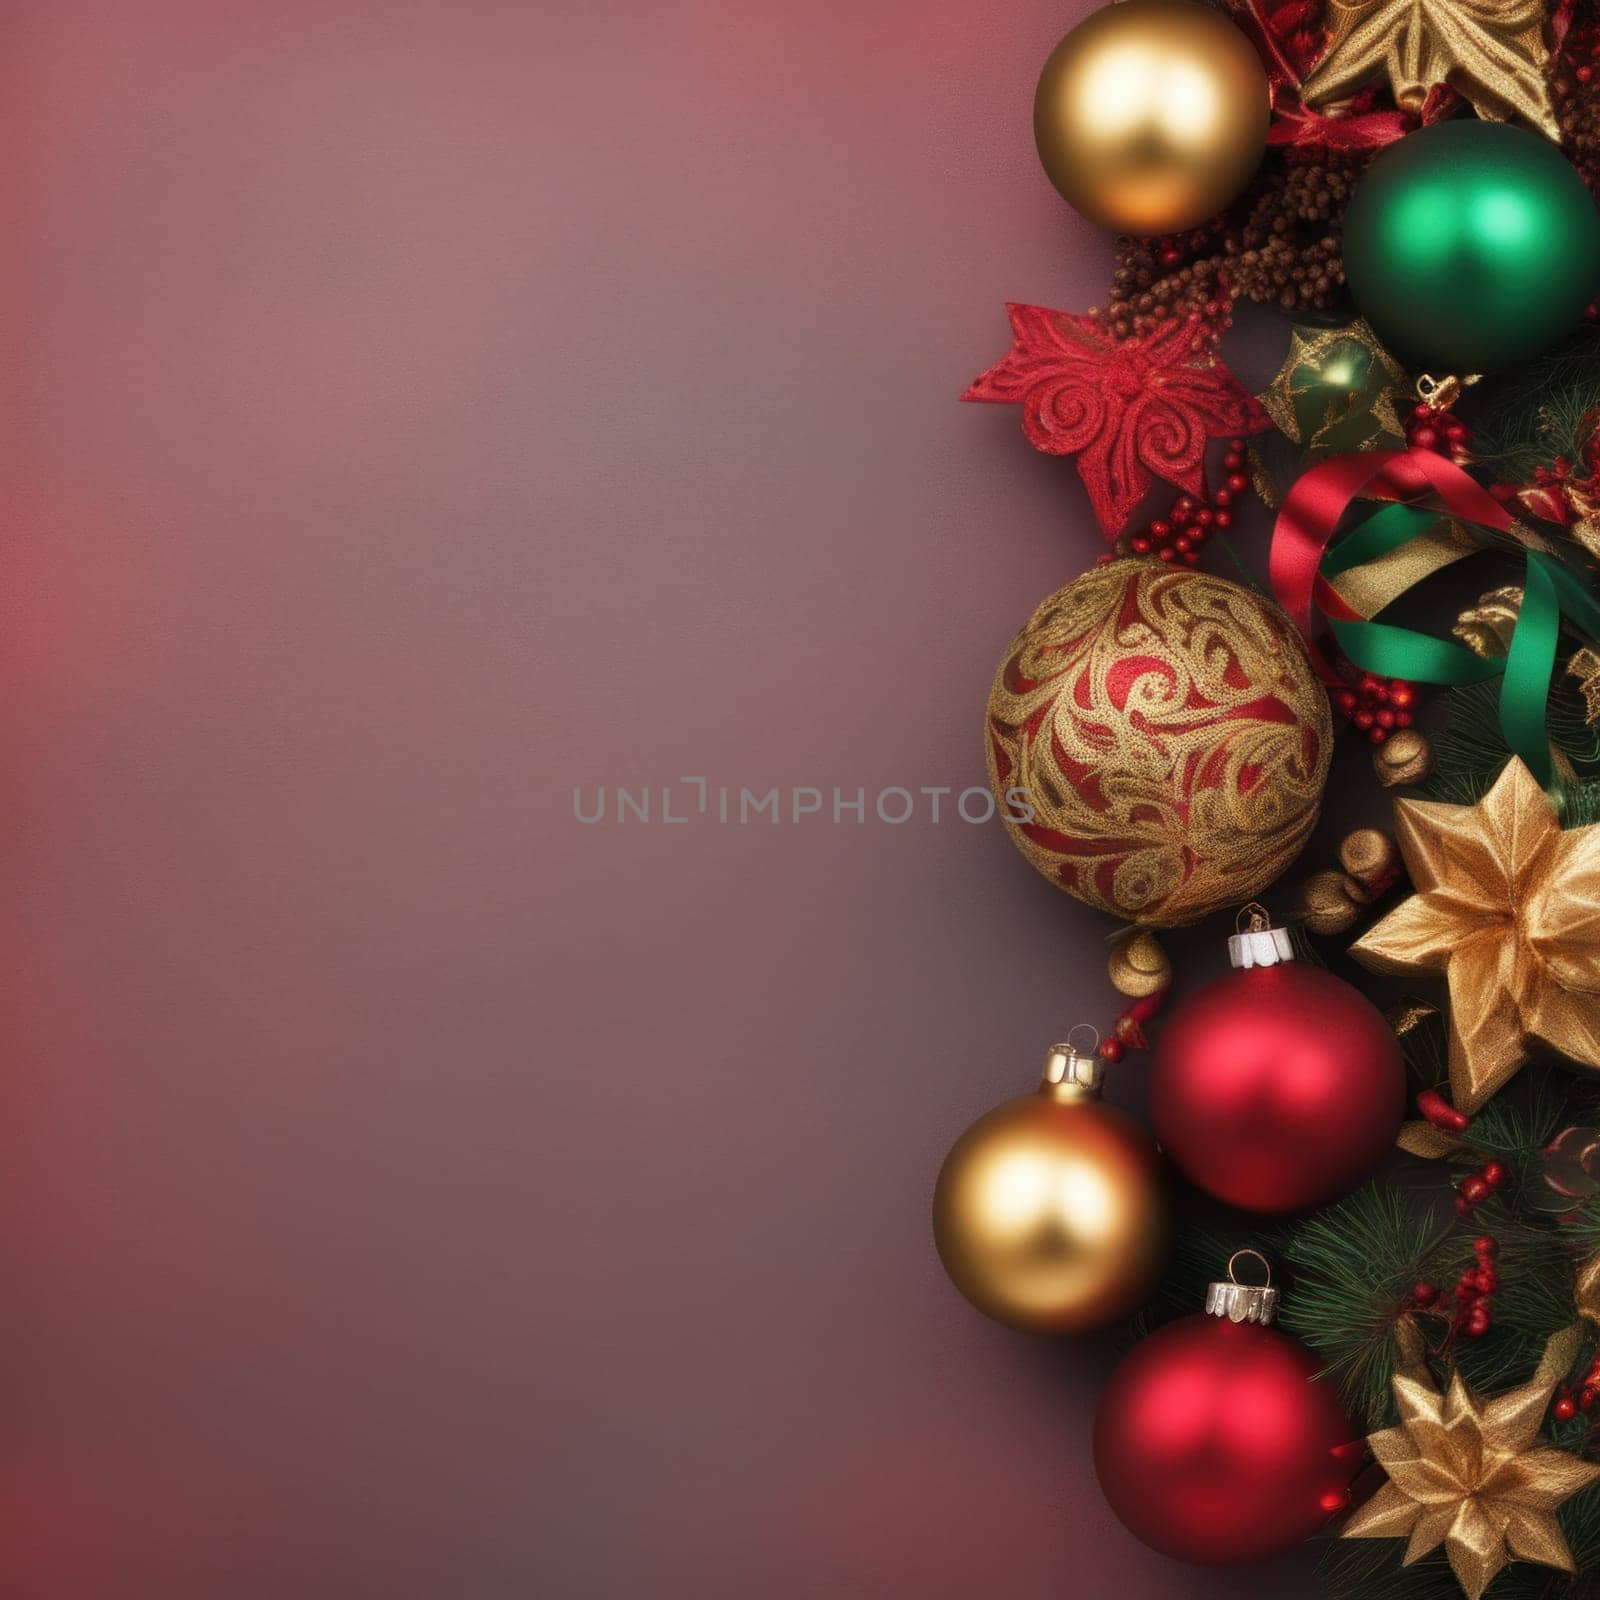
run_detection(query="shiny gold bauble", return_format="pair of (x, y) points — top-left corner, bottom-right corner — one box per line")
(1033, 0), (1270, 234)
(933, 1043), (1169, 1333)
(1108, 929), (1171, 997)
(986, 561), (1332, 926)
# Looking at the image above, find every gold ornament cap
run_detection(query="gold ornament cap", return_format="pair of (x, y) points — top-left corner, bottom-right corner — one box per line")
(1227, 904), (1296, 969)
(1040, 1027), (1105, 1102)
(1205, 1250), (1281, 1326)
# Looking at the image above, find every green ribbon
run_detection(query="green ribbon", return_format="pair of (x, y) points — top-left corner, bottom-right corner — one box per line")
(1321, 506), (1600, 787)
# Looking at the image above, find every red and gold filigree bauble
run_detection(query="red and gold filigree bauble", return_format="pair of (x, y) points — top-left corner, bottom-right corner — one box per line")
(985, 561), (1331, 926)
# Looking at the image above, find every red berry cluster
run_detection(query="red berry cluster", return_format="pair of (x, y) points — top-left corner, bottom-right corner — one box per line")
(1405, 1237), (1500, 1338)
(1406, 402), (1471, 464)
(1454, 1159), (1511, 1218)
(1126, 441), (1250, 567)
(1333, 672), (1417, 745)
(1451, 1236), (1500, 1340)
(1552, 1352), (1600, 1421)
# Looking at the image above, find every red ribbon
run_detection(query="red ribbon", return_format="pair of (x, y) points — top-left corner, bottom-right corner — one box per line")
(1269, 447), (1514, 679)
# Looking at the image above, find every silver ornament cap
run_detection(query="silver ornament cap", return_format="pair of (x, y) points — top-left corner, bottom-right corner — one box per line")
(1228, 902), (1296, 970)
(1205, 1249), (1280, 1326)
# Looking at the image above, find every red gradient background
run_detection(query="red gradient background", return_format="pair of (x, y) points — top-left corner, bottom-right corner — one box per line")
(2, 2), (1358, 1595)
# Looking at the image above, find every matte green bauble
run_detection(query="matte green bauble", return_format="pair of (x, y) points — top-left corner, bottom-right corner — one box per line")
(1343, 121), (1600, 375)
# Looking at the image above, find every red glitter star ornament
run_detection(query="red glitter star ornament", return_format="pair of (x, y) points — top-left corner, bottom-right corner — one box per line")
(963, 304), (1269, 538)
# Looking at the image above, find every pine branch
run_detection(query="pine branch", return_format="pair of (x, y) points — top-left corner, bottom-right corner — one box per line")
(1465, 328), (1600, 488)
(1281, 1184), (1468, 1429)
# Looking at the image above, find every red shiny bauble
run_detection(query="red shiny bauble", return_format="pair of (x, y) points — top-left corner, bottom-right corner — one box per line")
(1094, 1314), (1359, 1563)
(1149, 959), (1404, 1212)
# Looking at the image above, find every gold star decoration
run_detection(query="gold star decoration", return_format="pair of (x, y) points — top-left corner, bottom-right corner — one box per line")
(1301, 0), (1559, 142)
(1343, 1322), (1600, 1600)
(1350, 757), (1600, 1112)
(1259, 318), (1408, 457)
(1570, 647), (1600, 725)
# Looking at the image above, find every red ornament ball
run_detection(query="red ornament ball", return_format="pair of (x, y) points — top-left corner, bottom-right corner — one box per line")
(1094, 1313), (1358, 1563)
(1149, 951), (1404, 1212)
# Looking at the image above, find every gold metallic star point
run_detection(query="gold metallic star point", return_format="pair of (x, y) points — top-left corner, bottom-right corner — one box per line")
(1344, 1325), (1600, 1600)
(1350, 758), (1600, 1111)
(1302, 0), (1559, 141)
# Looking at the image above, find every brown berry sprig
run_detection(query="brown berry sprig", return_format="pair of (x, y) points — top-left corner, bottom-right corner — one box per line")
(1333, 671), (1417, 745)
(1123, 441), (1252, 567)
(1553, 22), (1600, 205)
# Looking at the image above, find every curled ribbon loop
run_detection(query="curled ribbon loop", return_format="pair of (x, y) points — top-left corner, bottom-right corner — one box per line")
(1269, 447), (1600, 786)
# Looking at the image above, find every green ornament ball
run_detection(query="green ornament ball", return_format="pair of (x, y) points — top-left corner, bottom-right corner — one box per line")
(1343, 120), (1600, 375)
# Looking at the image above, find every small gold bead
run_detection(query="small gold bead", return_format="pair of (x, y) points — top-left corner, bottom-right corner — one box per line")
(1294, 869), (1361, 936)
(1107, 930), (1172, 998)
(1374, 729), (1434, 788)
(1338, 828), (1398, 891)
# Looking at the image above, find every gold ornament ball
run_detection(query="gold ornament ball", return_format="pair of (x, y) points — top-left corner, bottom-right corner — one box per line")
(1034, 0), (1270, 235)
(986, 561), (1332, 926)
(933, 1044), (1169, 1333)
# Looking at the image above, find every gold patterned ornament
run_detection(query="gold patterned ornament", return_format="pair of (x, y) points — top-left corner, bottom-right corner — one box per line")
(985, 561), (1332, 926)
(1259, 318), (1408, 456)
(1301, 0), (1559, 141)
(1343, 1320), (1600, 1600)
(1351, 757), (1600, 1112)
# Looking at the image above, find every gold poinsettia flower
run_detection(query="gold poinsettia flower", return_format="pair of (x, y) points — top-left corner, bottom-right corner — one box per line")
(1344, 1325), (1600, 1600)
(1350, 758), (1600, 1112)
(1301, 0), (1558, 141)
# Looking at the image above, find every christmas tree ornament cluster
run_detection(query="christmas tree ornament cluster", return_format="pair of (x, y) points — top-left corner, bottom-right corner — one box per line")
(984, 562), (1331, 926)
(1149, 912), (1405, 1212)
(1094, 1253), (1360, 1563)
(1032, 0), (1269, 235)
(932, 1034), (1168, 1334)
(952, 0), (1600, 1592)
